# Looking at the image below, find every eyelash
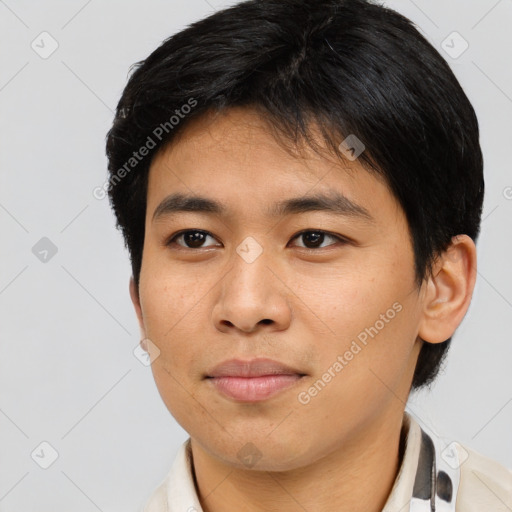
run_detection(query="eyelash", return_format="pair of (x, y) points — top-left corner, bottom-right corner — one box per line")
(165, 229), (349, 251)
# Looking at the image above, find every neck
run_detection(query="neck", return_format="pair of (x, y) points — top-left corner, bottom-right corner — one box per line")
(190, 408), (407, 512)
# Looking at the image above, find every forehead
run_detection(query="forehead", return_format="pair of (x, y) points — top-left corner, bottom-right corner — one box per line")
(146, 107), (401, 225)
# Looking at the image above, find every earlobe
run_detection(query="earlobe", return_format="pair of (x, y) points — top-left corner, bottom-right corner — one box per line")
(129, 276), (146, 339)
(418, 235), (477, 344)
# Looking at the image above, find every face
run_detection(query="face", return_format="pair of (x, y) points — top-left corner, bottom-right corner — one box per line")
(133, 107), (426, 471)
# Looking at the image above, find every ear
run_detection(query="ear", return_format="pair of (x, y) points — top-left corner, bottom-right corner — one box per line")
(129, 276), (147, 339)
(418, 234), (477, 344)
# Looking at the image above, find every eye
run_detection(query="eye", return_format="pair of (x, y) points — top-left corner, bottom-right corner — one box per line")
(289, 230), (346, 250)
(166, 230), (220, 249)
(165, 229), (348, 251)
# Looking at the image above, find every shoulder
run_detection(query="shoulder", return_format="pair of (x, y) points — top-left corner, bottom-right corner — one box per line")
(142, 473), (170, 512)
(455, 442), (512, 511)
(142, 438), (202, 512)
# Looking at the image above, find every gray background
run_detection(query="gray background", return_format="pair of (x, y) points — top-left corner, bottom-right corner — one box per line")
(0, 0), (511, 510)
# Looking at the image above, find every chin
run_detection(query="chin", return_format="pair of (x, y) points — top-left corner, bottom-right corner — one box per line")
(202, 431), (318, 472)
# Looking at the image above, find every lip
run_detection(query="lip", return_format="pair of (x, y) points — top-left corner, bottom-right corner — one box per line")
(205, 358), (307, 402)
(206, 357), (305, 378)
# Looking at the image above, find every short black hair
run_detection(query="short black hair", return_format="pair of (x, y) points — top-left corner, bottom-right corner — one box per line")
(105, 0), (484, 390)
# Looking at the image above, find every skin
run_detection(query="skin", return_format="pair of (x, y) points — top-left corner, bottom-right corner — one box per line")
(130, 107), (477, 512)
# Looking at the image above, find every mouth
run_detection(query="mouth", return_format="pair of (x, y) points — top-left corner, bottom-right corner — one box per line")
(205, 358), (307, 402)
(206, 357), (307, 378)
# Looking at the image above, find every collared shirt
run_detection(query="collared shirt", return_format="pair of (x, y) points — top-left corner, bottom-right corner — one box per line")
(143, 412), (512, 511)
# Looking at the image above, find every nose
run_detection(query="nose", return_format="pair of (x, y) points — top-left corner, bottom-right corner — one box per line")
(211, 246), (292, 334)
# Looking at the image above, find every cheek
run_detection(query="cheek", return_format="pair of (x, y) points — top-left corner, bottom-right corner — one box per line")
(299, 259), (420, 393)
(139, 253), (208, 336)
(138, 268), (205, 379)
(292, 309), (418, 444)
(294, 260), (407, 340)
(140, 273), (207, 425)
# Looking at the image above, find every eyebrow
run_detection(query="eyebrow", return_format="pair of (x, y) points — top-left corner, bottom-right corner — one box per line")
(152, 191), (375, 223)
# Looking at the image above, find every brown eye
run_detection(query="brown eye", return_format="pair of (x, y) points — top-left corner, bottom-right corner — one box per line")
(167, 230), (220, 249)
(290, 230), (344, 249)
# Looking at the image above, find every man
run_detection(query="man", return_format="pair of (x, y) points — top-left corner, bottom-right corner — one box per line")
(105, 0), (512, 510)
